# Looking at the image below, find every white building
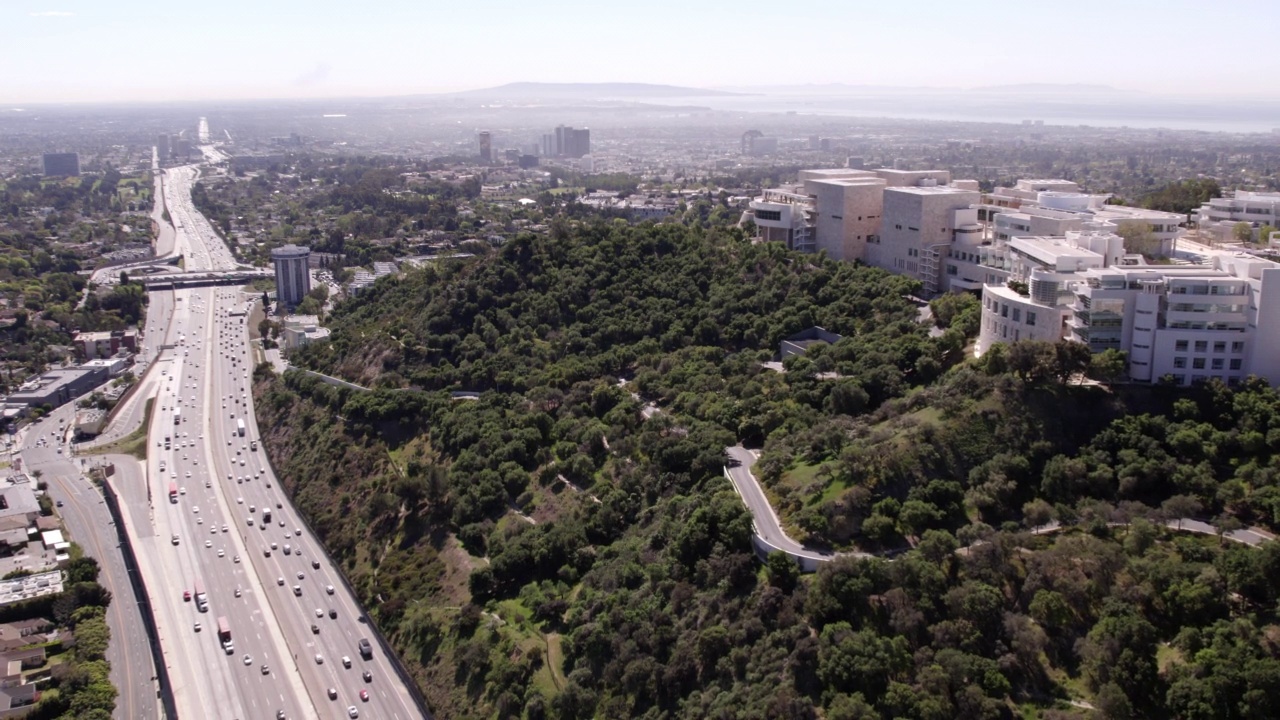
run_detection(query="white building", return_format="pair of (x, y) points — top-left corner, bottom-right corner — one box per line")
(1194, 190), (1280, 241)
(280, 315), (330, 351)
(975, 228), (1280, 386)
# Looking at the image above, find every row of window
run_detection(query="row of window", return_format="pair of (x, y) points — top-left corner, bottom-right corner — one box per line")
(1173, 340), (1245, 353)
(1172, 357), (1243, 371)
(1169, 375), (1242, 387)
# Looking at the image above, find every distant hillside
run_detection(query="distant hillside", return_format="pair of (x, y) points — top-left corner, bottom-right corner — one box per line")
(453, 82), (744, 98)
(969, 83), (1127, 94)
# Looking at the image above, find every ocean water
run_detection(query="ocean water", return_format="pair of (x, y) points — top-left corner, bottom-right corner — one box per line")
(644, 92), (1280, 134)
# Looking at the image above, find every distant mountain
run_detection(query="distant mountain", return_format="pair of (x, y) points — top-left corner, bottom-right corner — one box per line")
(452, 82), (745, 99)
(969, 83), (1128, 95)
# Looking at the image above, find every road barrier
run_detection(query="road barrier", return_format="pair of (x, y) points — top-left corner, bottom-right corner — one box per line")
(100, 475), (178, 720)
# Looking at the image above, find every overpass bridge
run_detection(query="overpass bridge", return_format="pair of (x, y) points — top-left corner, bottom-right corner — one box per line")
(137, 268), (272, 289)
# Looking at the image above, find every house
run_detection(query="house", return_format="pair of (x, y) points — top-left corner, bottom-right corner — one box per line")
(780, 327), (845, 359)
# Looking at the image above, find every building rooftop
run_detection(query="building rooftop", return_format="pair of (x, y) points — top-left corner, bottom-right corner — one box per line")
(886, 185), (979, 196)
(270, 244), (311, 259)
(1008, 236), (1105, 267)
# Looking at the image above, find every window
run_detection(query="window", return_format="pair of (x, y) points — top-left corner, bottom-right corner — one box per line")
(1213, 341), (1226, 353)
(1230, 358), (1243, 370)
(1174, 374), (1187, 385)
(1211, 358), (1224, 370)
(1194, 341), (1208, 352)
(1232, 341), (1245, 353)
(1012, 308), (1021, 322)
(1173, 357), (1187, 368)
(1175, 340), (1188, 351)
(1001, 304), (1008, 318)
(1192, 358), (1206, 369)
(1026, 312), (1036, 326)
(754, 210), (782, 222)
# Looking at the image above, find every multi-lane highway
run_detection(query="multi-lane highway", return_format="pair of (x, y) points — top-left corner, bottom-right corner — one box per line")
(124, 153), (422, 719)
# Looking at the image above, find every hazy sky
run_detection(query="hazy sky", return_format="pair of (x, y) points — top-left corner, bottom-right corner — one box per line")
(4, 0), (1279, 103)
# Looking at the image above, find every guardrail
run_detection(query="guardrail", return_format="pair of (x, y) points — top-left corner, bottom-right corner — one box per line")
(100, 475), (177, 720)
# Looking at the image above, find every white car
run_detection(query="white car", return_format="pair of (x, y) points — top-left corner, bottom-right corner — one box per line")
(217, 549), (225, 558)
(236, 497), (243, 504)
(326, 585), (334, 595)
(315, 608), (323, 618)
(205, 540), (212, 548)
(243, 654), (252, 666)
(277, 577), (285, 586)
(192, 506), (199, 514)
(348, 706), (359, 718)
(315, 654), (324, 665)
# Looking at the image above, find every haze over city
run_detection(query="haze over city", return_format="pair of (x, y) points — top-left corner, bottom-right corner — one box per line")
(5, 0), (1280, 104)
(5, 1), (1280, 719)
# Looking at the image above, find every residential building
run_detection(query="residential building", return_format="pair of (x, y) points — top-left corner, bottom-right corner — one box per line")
(73, 329), (137, 359)
(40, 153), (79, 178)
(271, 244), (311, 309)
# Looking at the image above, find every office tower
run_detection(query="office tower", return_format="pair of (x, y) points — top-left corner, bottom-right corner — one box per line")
(41, 153), (80, 177)
(478, 131), (492, 162)
(271, 245), (312, 309)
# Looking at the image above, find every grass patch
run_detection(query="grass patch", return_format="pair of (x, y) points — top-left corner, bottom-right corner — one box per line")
(1157, 642), (1184, 673)
(86, 398), (153, 460)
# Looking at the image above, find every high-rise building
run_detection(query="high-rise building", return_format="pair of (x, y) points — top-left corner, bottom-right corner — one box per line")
(173, 140), (191, 160)
(271, 245), (312, 310)
(550, 126), (591, 158)
(41, 153), (80, 177)
(157, 134), (171, 159)
(478, 131), (492, 162)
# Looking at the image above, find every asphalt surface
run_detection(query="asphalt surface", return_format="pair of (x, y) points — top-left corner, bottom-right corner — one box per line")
(122, 154), (422, 720)
(18, 407), (159, 720)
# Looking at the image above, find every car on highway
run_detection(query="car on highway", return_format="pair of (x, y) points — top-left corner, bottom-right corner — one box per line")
(314, 654), (323, 665)
(194, 622), (201, 632)
(314, 608), (323, 618)
(234, 587), (242, 598)
(329, 608), (337, 618)
(326, 585), (334, 595)
(242, 654), (252, 666)
(311, 624), (319, 634)
(261, 664), (269, 675)
(204, 540), (212, 548)
(342, 656), (351, 668)
(327, 688), (337, 700)
(172, 535), (180, 546)
(312, 559), (321, 569)
(217, 549), (225, 558)
(296, 571), (304, 580)
(348, 706), (359, 718)
(294, 586), (302, 596)
(263, 548), (271, 557)
(183, 590), (191, 601)
(362, 669), (372, 682)
(359, 689), (369, 702)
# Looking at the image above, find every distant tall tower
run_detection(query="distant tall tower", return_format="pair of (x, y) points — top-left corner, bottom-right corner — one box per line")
(478, 131), (492, 162)
(271, 244), (312, 310)
(158, 134), (171, 159)
(41, 153), (80, 177)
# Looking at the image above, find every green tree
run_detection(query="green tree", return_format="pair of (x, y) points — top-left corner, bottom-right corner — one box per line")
(1234, 222), (1254, 243)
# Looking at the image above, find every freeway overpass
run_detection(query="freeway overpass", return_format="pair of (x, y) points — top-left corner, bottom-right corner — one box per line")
(137, 268), (272, 289)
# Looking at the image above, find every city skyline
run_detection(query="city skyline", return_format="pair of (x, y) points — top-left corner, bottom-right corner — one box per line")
(4, 0), (1280, 104)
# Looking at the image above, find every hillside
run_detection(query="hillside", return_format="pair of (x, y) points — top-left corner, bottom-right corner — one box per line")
(452, 82), (743, 99)
(256, 220), (1280, 719)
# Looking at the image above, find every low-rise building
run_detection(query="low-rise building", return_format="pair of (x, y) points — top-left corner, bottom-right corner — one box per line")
(6, 366), (109, 411)
(280, 315), (331, 351)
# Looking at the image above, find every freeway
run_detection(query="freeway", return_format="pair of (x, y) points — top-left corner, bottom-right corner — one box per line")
(130, 152), (423, 719)
(18, 406), (159, 720)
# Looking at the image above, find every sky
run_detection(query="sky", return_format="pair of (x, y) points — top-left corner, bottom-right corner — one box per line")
(3, 0), (1280, 104)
